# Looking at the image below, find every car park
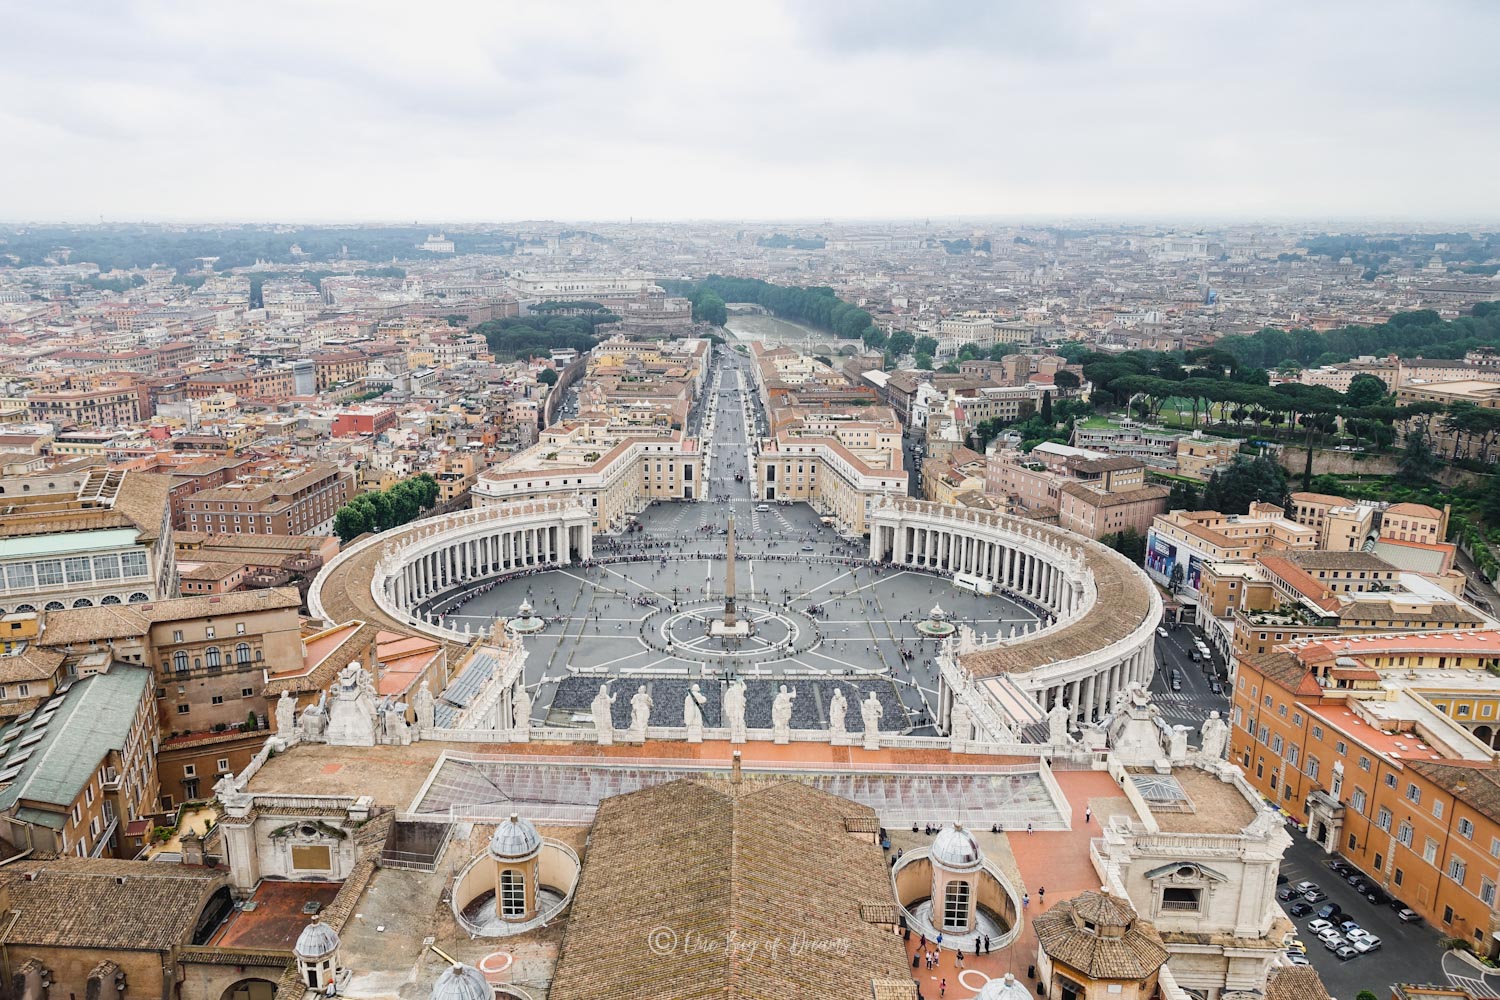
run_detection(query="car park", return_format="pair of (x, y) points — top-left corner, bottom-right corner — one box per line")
(1326, 859), (1353, 877)
(1287, 952), (1311, 966)
(1318, 929), (1345, 949)
(1277, 886), (1298, 901)
(1293, 880), (1318, 894)
(1353, 936), (1381, 953)
(1315, 903), (1341, 920)
(1288, 902), (1314, 918)
(1363, 886), (1389, 906)
(1303, 888), (1328, 903)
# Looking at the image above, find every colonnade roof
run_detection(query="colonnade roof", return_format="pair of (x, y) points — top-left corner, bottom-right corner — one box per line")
(961, 541), (1153, 678)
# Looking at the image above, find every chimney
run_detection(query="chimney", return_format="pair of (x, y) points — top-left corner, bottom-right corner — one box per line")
(731, 751), (742, 785)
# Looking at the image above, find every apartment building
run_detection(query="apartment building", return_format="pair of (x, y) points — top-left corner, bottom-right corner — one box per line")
(755, 403), (907, 535)
(25, 377), (145, 427)
(183, 462), (351, 536)
(1146, 504), (1316, 603)
(1230, 632), (1500, 950)
(1058, 481), (1172, 540)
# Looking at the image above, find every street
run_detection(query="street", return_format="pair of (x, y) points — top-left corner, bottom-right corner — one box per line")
(1147, 621), (1231, 741)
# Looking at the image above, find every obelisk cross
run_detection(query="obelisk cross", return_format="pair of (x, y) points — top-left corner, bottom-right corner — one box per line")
(724, 513), (738, 627)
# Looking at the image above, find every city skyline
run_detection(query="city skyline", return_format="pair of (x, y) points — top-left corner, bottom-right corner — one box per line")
(3, 0), (1498, 222)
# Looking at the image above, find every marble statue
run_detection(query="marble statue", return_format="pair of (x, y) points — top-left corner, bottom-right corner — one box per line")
(414, 681), (436, 731)
(630, 685), (654, 741)
(724, 678), (747, 744)
(684, 683), (707, 742)
(957, 623), (979, 655)
(1200, 710), (1229, 760)
(949, 697), (971, 748)
(275, 690), (296, 735)
(591, 683), (616, 746)
(512, 684), (532, 742)
(299, 695), (328, 742)
(860, 692), (884, 750)
(771, 684), (797, 744)
(325, 663), (378, 747)
(1047, 700), (1073, 746)
(1110, 686), (1129, 717)
(828, 687), (848, 741)
(379, 697), (412, 745)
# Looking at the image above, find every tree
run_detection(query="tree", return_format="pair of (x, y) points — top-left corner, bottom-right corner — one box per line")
(1167, 481), (1201, 509)
(1201, 456), (1288, 515)
(1053, 370), (1081, 392)
(1344, 373), (1388, 407)
(334, 505), (370, 543)
(1040, 390), (1053, 424)
(915, 353), (934, 371)
(1398, 427), (1443, 483)
(691, 290), (727, 326)
(915, 335), (939, 358)
(1101, 528), (1147, 564)
(537, 368), (559, 386)
(443, 314), (467, 328)
(887, 331), (916, 358)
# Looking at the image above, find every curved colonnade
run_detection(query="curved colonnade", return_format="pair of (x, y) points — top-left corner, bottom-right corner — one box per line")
(870, 499), (1160, 741)
(309, 500), (593, 643)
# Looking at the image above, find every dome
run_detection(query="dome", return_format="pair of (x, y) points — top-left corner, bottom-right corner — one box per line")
(978, 974), (1032, 1000)
(488, 812), (542, 860)
(294, 914), (340, 961)
(431, 963), (491, 1000)
(930, 822), (983, 872)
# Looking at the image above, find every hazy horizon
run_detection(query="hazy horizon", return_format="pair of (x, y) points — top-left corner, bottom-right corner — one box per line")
(4, 0), (1498, 223)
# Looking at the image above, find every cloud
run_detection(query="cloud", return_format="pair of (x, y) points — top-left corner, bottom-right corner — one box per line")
(0, 0), (1496, 221)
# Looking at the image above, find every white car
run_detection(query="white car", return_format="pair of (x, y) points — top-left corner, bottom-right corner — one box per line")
(755, 504), (770, 512)
(1306, 919), (1333, 934)
(1157, 627), (1169, 638)
(1344, 927), (1372, 944)
(1316, 928), (1344, 947)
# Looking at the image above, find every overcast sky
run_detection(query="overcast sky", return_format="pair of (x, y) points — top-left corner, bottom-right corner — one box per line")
(2, 0), (1497, 224)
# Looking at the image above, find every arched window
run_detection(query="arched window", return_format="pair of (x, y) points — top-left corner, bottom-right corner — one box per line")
(128, 592), (149, 603)
(44, 601), (64, 612)
(173, 651), (189, 672)
(943, 880), (970, 931)
(500, 868), (526, 918)
(100, 595), (122, 605)
(235, 643), (251, 664)
(72, 598), (93, 608)
(205, 646), (221, 668)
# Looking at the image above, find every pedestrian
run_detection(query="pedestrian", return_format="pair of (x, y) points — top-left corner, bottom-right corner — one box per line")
(940, 978), (947, 998)
(1027, 821), (1033, 835)
(1023, 892), (1029, 908)
(1085, 806), (1092, 824)
(985, 933), (992, 954)
(936, 931), (943, 947)
(1038, 886), (1045, 900)
(956, 949), (964, 968)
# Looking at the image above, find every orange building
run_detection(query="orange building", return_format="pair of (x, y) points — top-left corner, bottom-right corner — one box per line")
(1231, 631), (1500, 949)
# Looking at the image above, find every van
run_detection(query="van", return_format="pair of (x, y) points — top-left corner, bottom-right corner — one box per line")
(755, 504), (770, 512)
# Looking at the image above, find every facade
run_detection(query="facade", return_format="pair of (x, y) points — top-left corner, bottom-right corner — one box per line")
(1230, 631), (1500, 946)
(1057, 481), (1171, 540)
(1146, 504), (1316, 604)
(0, 469), (177, 614)
(474, 424), (701, 533)
(0, 663), (158, 859)
(184, 462), (352, 537)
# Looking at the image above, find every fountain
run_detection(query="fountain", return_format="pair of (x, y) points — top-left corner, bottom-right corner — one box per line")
(915, 603), (957, 638)
(506, 599), (546, 635)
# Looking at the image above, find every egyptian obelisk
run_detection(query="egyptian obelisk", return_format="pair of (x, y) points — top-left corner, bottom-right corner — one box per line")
(723, 513), (738, 627)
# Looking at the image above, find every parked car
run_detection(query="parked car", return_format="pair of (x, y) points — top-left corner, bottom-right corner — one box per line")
(1289, 902), (1314, 918)
(1315, 903), (1342, 920)
(1307, 919), (1334, 934)
(1338, 919), (1362, 934)
(1363, 886), (1390, 905)
(1344, 871), (1365, 886)
(1303, 888), (1328, 903)
(1277, 873), (1290, 885)
(1318, 930), (1345, 949)
(1326, 859), (1353, 876)
(1277, 886), (1298, 902)
(1293, 880), (1318, 895)
(1335, 944), (1360, 961)
(1210, 681), (1224, 695)
(1353, 937), (1381, 954)
(1287, 952), (1311, 966)
(1397, 908), (1422, 923)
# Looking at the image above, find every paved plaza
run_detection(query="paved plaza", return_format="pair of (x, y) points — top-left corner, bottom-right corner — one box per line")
(415, 500), (1042, 734)
(412, 348), (1045, 736)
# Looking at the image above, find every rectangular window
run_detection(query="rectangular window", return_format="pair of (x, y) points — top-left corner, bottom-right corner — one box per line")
(183, 764), (196, 777)
(1449, 857), (1466, 884)
(1359, 755), (1371, 771)
(1312, 725), (1324, 741)
(1306, 757), (1320, 781)
(1484, 878), (1497, 906)
(1336, 740), (1347, 755)
(176, 704), (189, 714)
(217, 757), (229, 771)
(1351, 788), (1367, 814)
(120, 551), (148, 577)
(92, 554), (120, 580)
(210, 695), (223, 705)
(1433, 800), (1444, 819)
(1407, 784), (1422, 804)
(64, 556), (91, 583)
(5, 563), (34, 591)
(35, 560), (63, 587)
(1424, 838), (1439, 863)
(1376, 807), (1392, 832)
